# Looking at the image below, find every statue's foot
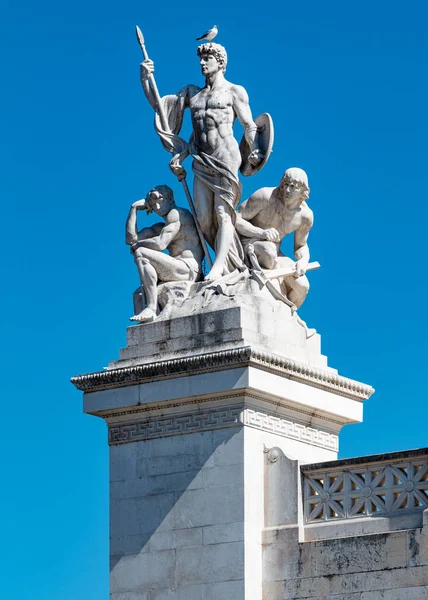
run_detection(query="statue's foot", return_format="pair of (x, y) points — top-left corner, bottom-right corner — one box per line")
(296, 314), (317, 339)
(204, 265), (223, 282)
(130, 307), (156, 323)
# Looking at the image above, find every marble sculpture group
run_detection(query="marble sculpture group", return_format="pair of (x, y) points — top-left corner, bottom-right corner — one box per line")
(126, 32), (319, 335)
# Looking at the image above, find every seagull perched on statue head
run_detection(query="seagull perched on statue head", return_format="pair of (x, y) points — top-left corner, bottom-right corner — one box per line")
(196, 25), (218, 41)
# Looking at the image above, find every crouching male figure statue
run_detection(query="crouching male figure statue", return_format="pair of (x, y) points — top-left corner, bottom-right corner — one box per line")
(236, 167), (313, 310)
(126, 185), (203, 323)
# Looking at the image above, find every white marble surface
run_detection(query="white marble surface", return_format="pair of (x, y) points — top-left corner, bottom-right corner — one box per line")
(125, 186), (203, 324)
(140, 42), (264, 282)
(110, 428), (246, 597)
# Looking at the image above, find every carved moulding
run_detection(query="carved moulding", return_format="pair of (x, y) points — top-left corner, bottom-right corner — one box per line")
(108, 405), (243, 445)
(71, 345), (374, 401)
(244, 409), (338, 451)
(107, 403), (339, 451)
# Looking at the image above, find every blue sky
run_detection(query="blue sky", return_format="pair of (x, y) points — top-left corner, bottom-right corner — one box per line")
(1, 0), (427, 597)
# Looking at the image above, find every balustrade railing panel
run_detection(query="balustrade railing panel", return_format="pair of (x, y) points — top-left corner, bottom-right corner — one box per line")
(302, 451), (428, 524)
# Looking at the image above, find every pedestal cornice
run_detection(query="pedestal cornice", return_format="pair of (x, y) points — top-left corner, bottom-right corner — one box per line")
(71, 345), (374, 402)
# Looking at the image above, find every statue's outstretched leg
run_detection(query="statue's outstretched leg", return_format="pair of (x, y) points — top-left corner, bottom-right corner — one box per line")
(130, 247), (193, 323)
(205, 205), (234, 281)
(285, 275), (309, 310)
(282, 275), (316, 338)
(252, 241), (277, 270)
(131, 248), (158, 322)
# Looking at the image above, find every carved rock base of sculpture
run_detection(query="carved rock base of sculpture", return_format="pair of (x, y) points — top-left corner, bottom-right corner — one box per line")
(116, 273), (328, 371)
(133, 281), (195, 323)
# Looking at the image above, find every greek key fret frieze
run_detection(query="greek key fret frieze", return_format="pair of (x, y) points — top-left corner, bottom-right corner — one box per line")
(243, 409), (338, 451)
(108, 404), (339, 450)
(108, 406), (243, 445)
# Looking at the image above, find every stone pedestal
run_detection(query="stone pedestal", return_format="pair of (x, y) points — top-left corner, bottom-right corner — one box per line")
(72, 296), (373, 600)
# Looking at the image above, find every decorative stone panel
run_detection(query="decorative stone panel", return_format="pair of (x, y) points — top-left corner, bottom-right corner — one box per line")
(71, 346), (374, 401)
(108, 406), (242, 444)
(108, 405), (338, 451)
(243, 409), (338, 451)
(303, 450), (428, 523)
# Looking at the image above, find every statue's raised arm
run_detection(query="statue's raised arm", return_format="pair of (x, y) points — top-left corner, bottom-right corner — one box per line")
(140, 59), (158, 112)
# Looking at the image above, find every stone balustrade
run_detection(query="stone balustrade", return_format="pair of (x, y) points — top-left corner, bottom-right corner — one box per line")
(302, 448), (428, 527)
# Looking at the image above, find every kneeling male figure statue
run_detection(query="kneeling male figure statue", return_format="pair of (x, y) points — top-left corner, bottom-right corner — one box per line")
(126, 185), (204, 323)
(236, 167), (313, 310)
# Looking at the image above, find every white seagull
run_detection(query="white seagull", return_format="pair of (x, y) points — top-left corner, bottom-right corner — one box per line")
(196, 25), (218, 41)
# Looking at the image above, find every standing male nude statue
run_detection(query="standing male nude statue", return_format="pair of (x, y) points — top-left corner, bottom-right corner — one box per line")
(140, 43), (263, 281)
(236, 167), (313, 310)
(126, 185), (203, 323)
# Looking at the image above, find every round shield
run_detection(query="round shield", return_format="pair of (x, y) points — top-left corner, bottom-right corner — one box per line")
(239, 113), (274, 177)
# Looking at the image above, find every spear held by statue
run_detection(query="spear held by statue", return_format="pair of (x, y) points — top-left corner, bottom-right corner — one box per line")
(135, 25), (213, 268)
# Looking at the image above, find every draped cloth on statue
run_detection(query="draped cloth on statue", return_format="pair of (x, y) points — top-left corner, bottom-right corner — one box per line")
(154, 87), (245, 273)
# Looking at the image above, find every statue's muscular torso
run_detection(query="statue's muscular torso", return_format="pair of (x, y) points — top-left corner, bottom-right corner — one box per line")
(187, 83), (241, 169)
(166, 208), (204, 265)
(239, 187), (313, 243)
